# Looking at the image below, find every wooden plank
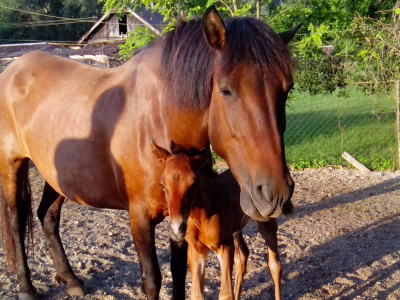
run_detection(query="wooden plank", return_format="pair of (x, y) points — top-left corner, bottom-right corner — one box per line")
(342, 152), (370, 172)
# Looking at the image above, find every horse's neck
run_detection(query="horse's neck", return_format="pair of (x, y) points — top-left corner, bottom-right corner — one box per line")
(131, 46), (210, 151)
(165, 107), (210, 151)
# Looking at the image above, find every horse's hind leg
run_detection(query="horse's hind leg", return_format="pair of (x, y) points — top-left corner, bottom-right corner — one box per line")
(257, 220), (281, 300)
(0, 158), (37, 300)
(233, 230), (249, 300)
(37, 182), (84, 296)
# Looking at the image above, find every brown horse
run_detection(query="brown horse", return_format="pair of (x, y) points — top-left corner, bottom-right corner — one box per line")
(0, 6), (298, 300)
(152, 141), (293, 300)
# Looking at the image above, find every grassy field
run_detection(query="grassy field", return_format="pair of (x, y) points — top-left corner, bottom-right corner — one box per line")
(285, 87), (398, 170)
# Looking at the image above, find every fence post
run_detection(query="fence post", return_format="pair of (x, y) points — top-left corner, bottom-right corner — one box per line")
(396, 81), (400, 169)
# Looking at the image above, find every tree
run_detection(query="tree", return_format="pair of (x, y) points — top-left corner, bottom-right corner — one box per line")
(100, 0), (253, 60)
(0, 0), (103, 43)
(355, 1), (400, 92)
(262, 0), (398, 95)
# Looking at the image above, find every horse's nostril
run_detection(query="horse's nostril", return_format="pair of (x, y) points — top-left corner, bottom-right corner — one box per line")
(178, 223), (187, 233)
(256, 185), (263, 193)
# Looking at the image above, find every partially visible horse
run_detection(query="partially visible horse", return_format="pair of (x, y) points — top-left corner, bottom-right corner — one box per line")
(0, 6), (298, 300)
(152, 141), (293, 300)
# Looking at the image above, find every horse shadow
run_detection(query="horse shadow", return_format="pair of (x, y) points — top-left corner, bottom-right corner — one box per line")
(293, 176), (400, 219)
(54, 86), (129, 207)
(244, 177), (400, 299)
(48, 86), (171, 298)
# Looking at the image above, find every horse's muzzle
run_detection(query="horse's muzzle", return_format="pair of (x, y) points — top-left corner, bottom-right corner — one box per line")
(240, 179), (294, 221)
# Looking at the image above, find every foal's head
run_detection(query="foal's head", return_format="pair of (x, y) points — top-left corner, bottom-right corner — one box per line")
(151, 141), (208, 241)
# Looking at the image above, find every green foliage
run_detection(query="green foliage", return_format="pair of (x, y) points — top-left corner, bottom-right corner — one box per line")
(290, 157), (341, 170)
(295, 56), (348, 96)
(99, 0), (252, 23)
(118, 26), (154, 60)
(266, 0), (400, 96)
(212, 151), (221, 160)
(353, 2), (400, 93)
(100, 0), (252, 60)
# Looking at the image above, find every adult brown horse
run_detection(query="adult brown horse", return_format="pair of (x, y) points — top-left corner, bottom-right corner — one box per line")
(0, 6), (297, 300)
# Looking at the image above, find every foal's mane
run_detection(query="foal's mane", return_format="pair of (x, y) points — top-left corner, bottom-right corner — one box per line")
(158, 17), (294, 111)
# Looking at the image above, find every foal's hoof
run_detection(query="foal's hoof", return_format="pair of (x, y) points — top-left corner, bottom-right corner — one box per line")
(67, 284), (85, 297)
(18, 292), (40, 300)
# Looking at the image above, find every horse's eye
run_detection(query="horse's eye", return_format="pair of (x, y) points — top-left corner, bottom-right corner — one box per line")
(219, 87), (234, 98)
(160, 183), (166, 190)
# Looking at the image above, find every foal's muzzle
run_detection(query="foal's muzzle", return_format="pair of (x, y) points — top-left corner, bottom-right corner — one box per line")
(169, 221), (187, 242)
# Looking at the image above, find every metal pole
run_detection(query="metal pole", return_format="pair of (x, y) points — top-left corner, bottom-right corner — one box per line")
(396, 81), (400, 169)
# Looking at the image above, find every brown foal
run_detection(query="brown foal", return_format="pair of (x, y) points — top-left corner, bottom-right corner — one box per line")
(152, 141), (292, 300)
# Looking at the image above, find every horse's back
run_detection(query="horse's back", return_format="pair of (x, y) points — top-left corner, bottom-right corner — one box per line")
(0, 51), (130, 208)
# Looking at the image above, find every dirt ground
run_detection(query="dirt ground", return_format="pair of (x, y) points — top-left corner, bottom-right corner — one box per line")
(0, 165), (399, 300)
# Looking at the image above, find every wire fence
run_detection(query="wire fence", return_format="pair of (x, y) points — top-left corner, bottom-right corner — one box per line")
(1, 48), (398, 171)
(285, 85), (398, 171)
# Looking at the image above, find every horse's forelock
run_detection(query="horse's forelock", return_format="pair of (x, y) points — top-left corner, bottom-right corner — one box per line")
(220, 18), (294, 78)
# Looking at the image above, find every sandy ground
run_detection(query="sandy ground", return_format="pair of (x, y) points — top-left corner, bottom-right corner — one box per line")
(0, 166), (399, 299)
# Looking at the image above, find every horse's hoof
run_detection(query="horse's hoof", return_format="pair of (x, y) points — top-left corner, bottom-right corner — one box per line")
(18, 292), (40, 300)
(67, 285), (85, 297)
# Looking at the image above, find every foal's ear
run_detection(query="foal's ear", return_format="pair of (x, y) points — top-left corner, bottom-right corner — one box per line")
(170, 140), (184, 155)
(278, 24), (302, 44)
(190, 146), (212, 170)
(202, 6), (226, 50)
(150, 140), (170, 164)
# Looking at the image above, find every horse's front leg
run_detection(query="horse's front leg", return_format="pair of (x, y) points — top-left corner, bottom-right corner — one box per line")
(37, 182), (84, 296)
(187, 241), (209, 300)
(216, 244), (234, 300)
(129, 205), (161, 300)
(170, 238), (188, 300)
(257, 220), (281, 300)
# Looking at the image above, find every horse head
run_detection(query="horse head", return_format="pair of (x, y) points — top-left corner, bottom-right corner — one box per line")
(203, 7), (299, 221)
(151, 140), (208, 241)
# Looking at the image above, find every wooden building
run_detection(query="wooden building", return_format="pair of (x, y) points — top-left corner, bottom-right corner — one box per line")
(78, 8), (165, 44)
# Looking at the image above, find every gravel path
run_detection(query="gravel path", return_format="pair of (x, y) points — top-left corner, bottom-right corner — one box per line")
(1, 166), (399, 299)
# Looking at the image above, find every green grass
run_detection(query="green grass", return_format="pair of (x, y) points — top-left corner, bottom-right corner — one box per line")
(285, 87), (398, 170)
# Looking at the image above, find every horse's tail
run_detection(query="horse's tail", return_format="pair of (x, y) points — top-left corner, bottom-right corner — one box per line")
(0, 159), (34, 272)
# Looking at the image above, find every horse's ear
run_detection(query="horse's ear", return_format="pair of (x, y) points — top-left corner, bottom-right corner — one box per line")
(190, 154), (210, 171)
(170, 140), (183, 154)
(202, 6), (226, 50)
(190, 146), (212, 170)
(150, 140), (170, 164)
(278, 24), (301, 44)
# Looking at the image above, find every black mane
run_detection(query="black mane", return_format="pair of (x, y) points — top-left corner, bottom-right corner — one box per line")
(158, 17), (293, 111)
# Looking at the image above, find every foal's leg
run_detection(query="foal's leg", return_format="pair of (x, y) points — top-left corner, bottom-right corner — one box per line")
(257, 220), (281, 300)
(233, 230), (249, 300)
(188, 242), (209, 300)
(0, 158), (38, 300)
(37, 182), (84, 296)
(216, 244), (234, 300)
(170, 238), (188, 300)
(129, 205), (161, 300)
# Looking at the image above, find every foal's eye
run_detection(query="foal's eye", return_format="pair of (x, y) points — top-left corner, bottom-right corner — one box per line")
(160, 183), (166, 190)
(219, 87), (234, 98)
